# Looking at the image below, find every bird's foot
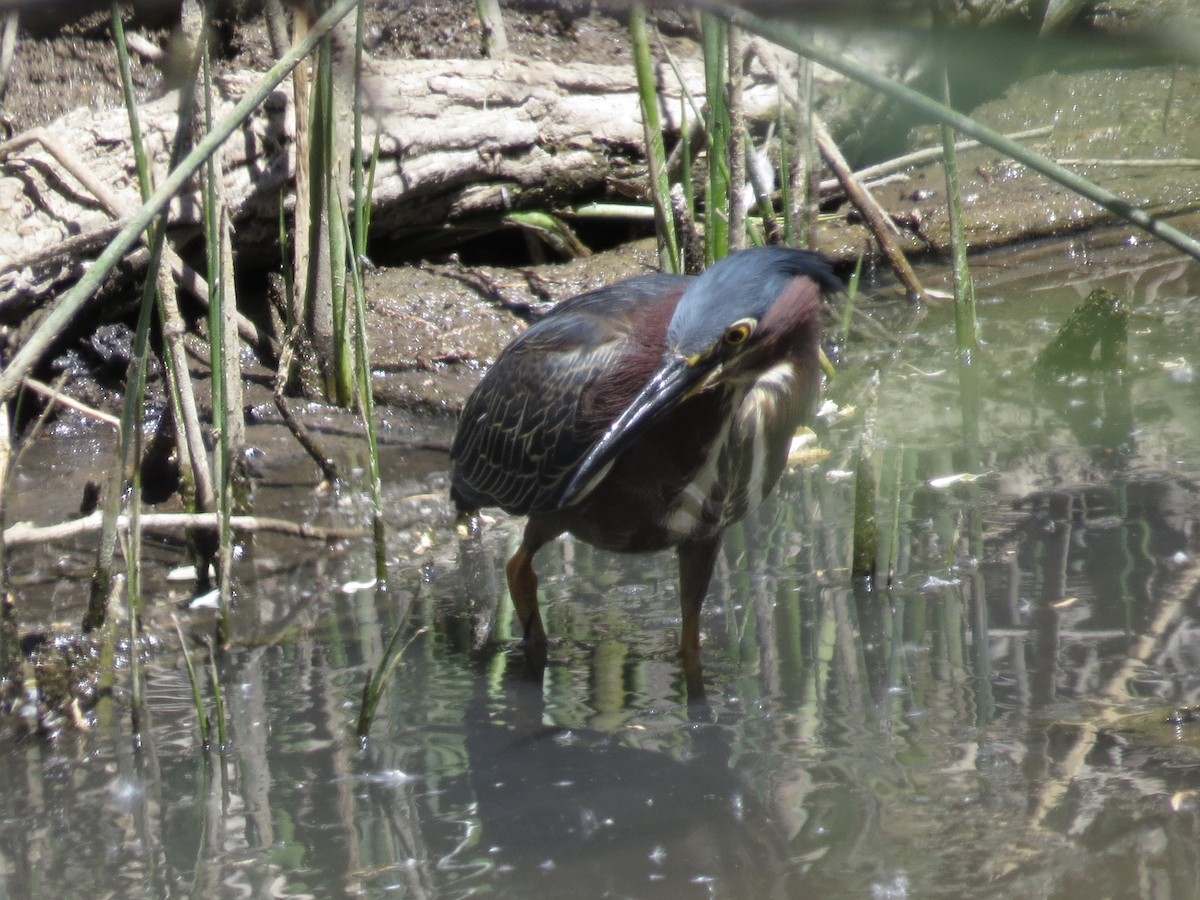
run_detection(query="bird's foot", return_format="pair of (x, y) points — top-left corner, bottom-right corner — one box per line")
(521, 636), (548, 670)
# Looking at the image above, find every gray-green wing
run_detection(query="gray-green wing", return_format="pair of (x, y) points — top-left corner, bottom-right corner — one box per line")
(449, 275), (690, 515)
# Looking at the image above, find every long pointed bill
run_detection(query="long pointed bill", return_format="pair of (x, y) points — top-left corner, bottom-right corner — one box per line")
(556, 355), (714, 508)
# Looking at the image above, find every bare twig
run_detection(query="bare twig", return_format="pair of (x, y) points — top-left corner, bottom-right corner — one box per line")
(1055, 157), (1200, 168)
(4, 511), (368, 546)
(19, 378), (121, 427)
(123, 31), (164, 64)
(814, 116), (926, 300)
(273, 391), (341, 484)
(155, 263), (215, 511)
(816, 125), (1054, 194)
(0, 129), (127, 213)
(273, 316), (341, 483)
(671, 184), (704, 274)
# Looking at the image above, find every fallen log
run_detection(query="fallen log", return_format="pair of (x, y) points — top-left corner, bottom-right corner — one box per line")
(0, 55), (786, 313)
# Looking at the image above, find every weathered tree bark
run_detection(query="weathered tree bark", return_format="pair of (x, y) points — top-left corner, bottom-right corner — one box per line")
(0, 56), (786, 315)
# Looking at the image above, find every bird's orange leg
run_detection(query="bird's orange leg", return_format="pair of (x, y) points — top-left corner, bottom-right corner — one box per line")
(677, 537), (720, 699)
(506, 524), (550, 668)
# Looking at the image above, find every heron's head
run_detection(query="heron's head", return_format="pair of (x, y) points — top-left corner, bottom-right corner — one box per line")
(558, 247), (838, 506)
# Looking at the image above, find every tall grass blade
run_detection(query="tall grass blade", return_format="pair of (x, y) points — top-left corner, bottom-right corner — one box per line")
(205, 636), (227, 750)
(357, 622), (426, 746)
(852, 377), (879, 582)
(701, 13), (730, 263)
(201, 35), (234, 645)
(85, 5), (168, 633)
(172, 614), (211, 749)
(111, 12), (148, 698)
(336, 190), (387, 582)
(840, 253), (864, 344)
(347, 2), (386, 578)
(629, 4), (679, 273)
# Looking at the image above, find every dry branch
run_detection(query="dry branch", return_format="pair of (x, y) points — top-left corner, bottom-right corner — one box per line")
(3, 510), (368, 546)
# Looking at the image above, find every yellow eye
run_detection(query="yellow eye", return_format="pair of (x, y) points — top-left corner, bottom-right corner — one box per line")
(723, 319), (755, 347)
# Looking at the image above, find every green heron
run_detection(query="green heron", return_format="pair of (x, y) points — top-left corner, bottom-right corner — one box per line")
(450, 247), (838, 684)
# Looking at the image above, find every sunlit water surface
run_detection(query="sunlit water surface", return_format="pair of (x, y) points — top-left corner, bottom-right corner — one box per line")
(4, 232), (1200, 898)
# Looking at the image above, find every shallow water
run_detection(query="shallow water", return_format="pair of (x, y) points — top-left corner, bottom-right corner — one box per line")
(5, 229), (1200, 898)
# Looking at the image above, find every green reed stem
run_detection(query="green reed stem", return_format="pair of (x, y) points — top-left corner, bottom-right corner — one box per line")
(852, 380), (879, 581)
(840, 253), (864, 344)
(352, 0), (368, 262)
(630, 4), (680, 273)
(205, 636), (227, 749)
(357, 623), (426, 746)
(85, 5), (167, 633)
(348, 2), (386, 576)
(113, 2), (146, 651)
(336, 189), (387, 582)
(314, 24), (354, 405)
(201, 37), (234, 645)
(172, 614), (211, 749)
(933, 9), (978, 355)
(701, 13), (730, 263)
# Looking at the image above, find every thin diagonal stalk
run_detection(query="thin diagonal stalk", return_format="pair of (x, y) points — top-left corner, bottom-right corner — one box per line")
(111, 9), (150, 691)
(85, 5), (170, 633)
(205, 636), (227, 749)
(630, 4), (679, 273)
(936, 55), (978, 353)
(357, 622), (425, 745)
(335, 188), (386, 581)
(172, 615), (211, 750)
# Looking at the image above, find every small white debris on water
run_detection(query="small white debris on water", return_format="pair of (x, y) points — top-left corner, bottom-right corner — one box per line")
(816, 399), (855, 422)
(1162, 357), (1195, 383)
(927, 472), (991, 489)
(168, 564), (214, 582)
(187, 589), (220, 609)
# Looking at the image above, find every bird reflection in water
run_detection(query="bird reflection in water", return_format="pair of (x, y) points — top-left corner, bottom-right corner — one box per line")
(458, 658), (790, 898)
